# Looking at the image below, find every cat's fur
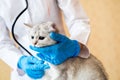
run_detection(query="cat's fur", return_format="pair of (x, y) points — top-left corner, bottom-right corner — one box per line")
(25, 22), (108, 80)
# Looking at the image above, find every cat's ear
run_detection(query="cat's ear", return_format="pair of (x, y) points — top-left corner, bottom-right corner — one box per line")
(47, 22), (57, 32)
(24, 23), (33, 28)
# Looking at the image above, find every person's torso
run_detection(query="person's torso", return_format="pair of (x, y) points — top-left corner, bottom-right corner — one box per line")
(0, 0), (65, 36)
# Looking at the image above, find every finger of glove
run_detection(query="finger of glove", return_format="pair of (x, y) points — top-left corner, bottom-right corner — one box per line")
(27, 56), (39, 63)
(27, 62), (50, 71)
(37, 53), (46, 60)
(50, 32), (69, 42)
(17, 56), (27, 69)
(37, 63), (50, 70)
(27, 63), (43, 70)
(27, 70), (41, 75)
(27, 70), (44, 79)
(43, 63), (50, 69)
(35, 60), (45, 64)
(30, 45), (49, 53)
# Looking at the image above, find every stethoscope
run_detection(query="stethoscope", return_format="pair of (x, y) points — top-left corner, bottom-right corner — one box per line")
(11, 0), (33, 56)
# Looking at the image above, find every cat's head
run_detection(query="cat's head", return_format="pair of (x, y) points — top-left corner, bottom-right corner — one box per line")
(24, 21), (57, 47)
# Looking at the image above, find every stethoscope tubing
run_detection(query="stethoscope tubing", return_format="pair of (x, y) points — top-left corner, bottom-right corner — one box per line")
(11, 0), (33, 56)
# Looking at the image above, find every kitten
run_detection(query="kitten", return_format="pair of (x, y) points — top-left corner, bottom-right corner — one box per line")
(24, 22), (56, 47)
(24, 22), (108, 80)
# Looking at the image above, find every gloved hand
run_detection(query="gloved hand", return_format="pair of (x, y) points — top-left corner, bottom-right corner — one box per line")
(30, 32), (80, 65)
(17, 56), (50, 79)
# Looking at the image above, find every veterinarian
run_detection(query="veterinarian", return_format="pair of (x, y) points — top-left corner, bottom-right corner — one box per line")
(0, 0), (90, 80)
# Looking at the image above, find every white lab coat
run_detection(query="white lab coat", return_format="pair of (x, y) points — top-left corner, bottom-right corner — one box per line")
(0, 0), (90, 80)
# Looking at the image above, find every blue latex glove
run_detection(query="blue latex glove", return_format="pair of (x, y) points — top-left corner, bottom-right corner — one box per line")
(17, 56), (50, 79)
(30, 32), (80, 65)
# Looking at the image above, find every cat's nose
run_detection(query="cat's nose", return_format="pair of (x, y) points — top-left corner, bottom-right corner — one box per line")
(34, 41), (38, 45)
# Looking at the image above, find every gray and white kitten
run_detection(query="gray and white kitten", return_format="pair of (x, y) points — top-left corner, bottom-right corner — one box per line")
(25, 22), (108, 80)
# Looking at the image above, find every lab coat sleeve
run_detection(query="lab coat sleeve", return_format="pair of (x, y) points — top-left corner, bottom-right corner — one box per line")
(57, 0), (91, 58)
(0, 17), (23, 70)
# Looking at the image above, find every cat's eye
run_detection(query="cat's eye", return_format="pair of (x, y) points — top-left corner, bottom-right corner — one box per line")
(31, 36), (34, 39)
(39, 36), (45, 40)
